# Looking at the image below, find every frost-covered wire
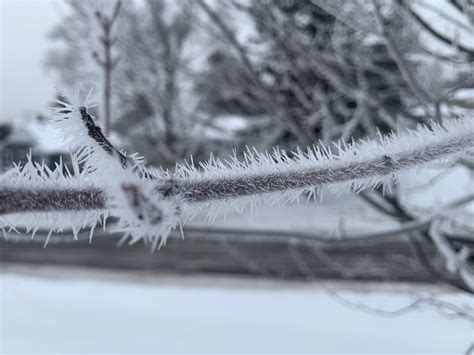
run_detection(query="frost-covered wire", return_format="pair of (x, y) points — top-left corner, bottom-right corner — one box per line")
(0, 94), (473, 249)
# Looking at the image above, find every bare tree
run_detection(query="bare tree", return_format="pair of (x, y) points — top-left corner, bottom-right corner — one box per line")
(46, 0), (123, 133)
(196, 0), (413, 148)
(114, 0), (200, 165)
(91, 1), (122, 134)
(47, 0), (206, 165)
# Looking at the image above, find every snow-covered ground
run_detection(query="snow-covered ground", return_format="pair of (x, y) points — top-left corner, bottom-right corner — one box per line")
(1, 268), (473, 353)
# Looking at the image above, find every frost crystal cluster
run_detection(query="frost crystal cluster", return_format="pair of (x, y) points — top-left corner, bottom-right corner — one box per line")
(0, 95), (473, 250)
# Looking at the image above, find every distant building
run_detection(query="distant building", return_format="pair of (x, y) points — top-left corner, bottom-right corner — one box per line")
(0, 122), (68, 172)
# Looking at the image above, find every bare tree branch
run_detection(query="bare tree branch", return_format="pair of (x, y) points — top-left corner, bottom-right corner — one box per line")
(401, 0), (474, 56)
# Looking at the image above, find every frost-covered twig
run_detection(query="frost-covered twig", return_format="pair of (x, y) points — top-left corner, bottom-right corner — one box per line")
(79, 106), (132, 168)
(0, 99), (473, 248)
(430, 219), (474, 291)
(170, 125), (473, 203)
(0, 187), (105, 215)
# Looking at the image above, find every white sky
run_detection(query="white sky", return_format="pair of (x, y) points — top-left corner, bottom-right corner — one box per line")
(1, 0), (61, 122)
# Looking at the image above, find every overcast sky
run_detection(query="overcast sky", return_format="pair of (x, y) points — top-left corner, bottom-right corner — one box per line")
(1, 0), (61, 122)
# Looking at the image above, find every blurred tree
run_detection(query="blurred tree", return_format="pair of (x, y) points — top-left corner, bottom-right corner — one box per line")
(46, 0), (122, 134)
(46, 0), (210, 166)
(195, 50), (267, 117)
(113, 0), (201, 166)
(197, 0), (413, 149)
(91, 1), (122, 135)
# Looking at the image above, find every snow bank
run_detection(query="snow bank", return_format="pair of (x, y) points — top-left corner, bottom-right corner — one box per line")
(1, 272), (472, 353)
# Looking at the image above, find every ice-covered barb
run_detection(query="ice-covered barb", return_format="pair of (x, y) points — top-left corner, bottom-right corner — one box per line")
(0, 94), (473, 249)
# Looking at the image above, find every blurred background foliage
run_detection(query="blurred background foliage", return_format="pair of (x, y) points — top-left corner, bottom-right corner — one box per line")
(43, 0), (473, 168)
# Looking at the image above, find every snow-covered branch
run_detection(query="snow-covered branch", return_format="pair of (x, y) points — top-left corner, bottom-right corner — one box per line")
(0, 187), (105, 215)
(0, 98), (473, 249)
(171, 121), (473, 203)
(430, 219), (474, 290)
